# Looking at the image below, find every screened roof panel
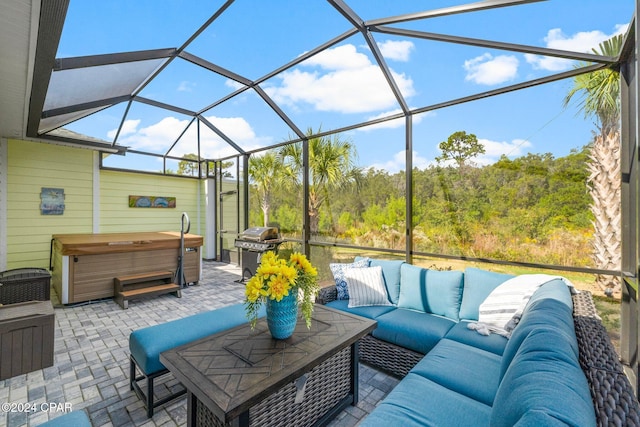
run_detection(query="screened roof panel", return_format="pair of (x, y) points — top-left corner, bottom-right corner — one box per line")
(259, 35), (405, 135)
(137, 56), (239, 113)
(185, 0), (353, 80)
(346, 0), (479, 22)
(43, 58), (166, 113)
(201, 87), (297, 153)
(114, 101), (193, 154)
(197, 119), (246, 159)
(376, 35), (591, 110)
(375, 1), (633, 55)
(167, 119), (199, 159)
(43, 103), (129, 142)
(56, 0), (227, 57)
(46, 127), (112, 145)
(33, 0), (631, 163)
(39, 106), (106, 135)
(411, 78), (595, 165)
(350, 121), (408, 174)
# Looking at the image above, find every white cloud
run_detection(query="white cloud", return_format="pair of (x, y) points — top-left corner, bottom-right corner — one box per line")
(225, 79), (245, 90)
(525, 24), (629, 71)
(524, 55), (570, 72)
(361, 114), (404, 130)
(476, 138), (533, 165)
(369, 149), (430, 173)
(464, 53), (519, 85)
(614, 23), (630, 36)
(264, 44), (415, 114)
(113, 116), (188, 151)
(107, 119), (140, 139)
(357, 108), (430, 131)
(108, 115), (271, 158)
(378, 40), (414, 62)
(196, 115), (272, 158)
(177, 81), (195, 92)
(305, 44), (372, 70)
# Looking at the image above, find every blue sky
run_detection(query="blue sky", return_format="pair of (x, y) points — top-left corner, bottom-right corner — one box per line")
(55, 0), (635, 173)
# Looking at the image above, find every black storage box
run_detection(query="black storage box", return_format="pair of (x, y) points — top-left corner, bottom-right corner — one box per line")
(0, 268), (51, 305)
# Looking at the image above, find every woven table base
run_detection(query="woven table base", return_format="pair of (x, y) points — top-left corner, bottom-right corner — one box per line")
(194, 346), (352, 427)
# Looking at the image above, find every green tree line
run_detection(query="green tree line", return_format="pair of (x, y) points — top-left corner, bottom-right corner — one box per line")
(249, 142), (594, 268)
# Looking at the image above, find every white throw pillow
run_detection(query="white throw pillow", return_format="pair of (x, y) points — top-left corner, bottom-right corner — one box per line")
(345, 266), (393, 308)
(469, 274), (574, 337)
(329, 258), (370, 300)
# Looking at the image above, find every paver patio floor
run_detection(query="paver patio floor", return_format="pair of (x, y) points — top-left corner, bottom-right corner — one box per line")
(0, 261), (399, 427)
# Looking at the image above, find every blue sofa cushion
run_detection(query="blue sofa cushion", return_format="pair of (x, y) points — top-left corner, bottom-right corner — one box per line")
(325, 299), (395, 319)
(527, 278), (573, 309)
(360, 373), (491, 427)
(513, 410), (574, 426)
(130, 303), (264, 375)
(356, 257), (404, 304)
(500, 297), (577, 381)
(411, 338), (501, 406)
(329, 258), (370, 300)
(398, 264), (463, 320)
(445, 321), (507, 356)
(459, 268), (514, 321)
(39, 411), (91, 427)
(491, 328), (596, 427)
(372, 308), (455, 354)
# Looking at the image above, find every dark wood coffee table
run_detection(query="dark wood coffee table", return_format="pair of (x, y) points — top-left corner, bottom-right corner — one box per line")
(160, 304), (376, 427)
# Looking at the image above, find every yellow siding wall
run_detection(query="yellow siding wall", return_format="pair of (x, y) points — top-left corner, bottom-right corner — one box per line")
(5, 140), (208, 270)
(99, 169), (205, 239)
(7, 140), (94, 269)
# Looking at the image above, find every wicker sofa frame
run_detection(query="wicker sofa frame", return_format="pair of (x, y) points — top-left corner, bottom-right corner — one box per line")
(317, 286), (640, 427)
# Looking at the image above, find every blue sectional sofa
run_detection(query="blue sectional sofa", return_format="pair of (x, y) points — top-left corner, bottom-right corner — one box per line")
(320, 258), (597, 426)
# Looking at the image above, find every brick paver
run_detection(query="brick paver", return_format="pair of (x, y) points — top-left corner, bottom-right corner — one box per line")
(0, 262), (398, 427)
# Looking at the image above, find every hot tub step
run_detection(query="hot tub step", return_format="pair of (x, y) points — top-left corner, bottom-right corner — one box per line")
(114, 271), (181, 309)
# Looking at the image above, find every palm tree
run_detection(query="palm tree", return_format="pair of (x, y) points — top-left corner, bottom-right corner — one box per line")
(564, 34), (623, 295)
(279, 128), (359, 235)
(248, 151), (283, 227)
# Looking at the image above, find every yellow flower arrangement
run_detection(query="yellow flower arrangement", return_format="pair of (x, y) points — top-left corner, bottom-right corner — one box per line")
(245, 251), (319, 329)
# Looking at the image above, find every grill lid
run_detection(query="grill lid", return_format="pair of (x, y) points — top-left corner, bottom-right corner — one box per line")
(239, 227), (279, 242)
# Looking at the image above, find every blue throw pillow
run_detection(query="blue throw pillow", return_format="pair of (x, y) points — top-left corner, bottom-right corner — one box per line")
(398, 264), (427, 312)
(330, 258), (370, 299)
(459, 268), (514, 321)
(357, 257), (404, 304)
(398, 264), (463, 320)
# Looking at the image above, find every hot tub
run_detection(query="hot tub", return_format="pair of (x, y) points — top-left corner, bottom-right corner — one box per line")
(51, 232), (203, 304)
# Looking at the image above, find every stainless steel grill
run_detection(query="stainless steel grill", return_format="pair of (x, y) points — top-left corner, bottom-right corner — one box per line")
(234, 227), (282, 280)
(234, 240), (277, 252)
(237, 226), (279, 242)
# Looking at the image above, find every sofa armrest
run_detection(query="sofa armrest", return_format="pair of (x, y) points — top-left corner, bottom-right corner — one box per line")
(572, 291), (640, 426)
(317, 285), (338, 305)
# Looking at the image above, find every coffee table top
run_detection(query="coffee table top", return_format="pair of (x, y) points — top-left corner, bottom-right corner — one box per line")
(160, 304), (376, 422)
